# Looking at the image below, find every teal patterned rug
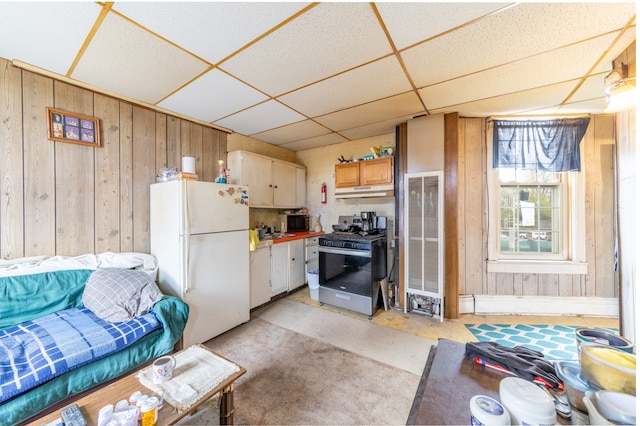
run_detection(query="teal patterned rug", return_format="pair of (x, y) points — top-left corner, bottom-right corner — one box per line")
(465, 324), (619, 361)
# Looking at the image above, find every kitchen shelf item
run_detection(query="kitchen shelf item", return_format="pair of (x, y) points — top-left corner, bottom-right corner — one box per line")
(499, 377), (556, 426)
(575, 328), (634, 353)
(580, 343), (636, 394)
(555, 360), (597, 412)
(594, 390), (636, 425)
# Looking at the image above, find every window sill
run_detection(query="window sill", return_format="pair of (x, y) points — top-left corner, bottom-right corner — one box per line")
(487, 260), (587, 274)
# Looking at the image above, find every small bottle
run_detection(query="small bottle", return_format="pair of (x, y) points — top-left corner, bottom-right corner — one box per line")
(129, 391), (142, 406)
(216, 160), (227, 184)
(140, 396), (159, 426)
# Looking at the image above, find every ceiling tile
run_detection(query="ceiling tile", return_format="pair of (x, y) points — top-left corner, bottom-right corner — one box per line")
(0, 2), (102, 76)
(315, 92), (424, 131)
(339, 115), (413, 141)
(279, 56), (413, 118)
(557, 98), (609, 115)
(251, 119), (332, 145)
(433, 80), (580, 117)
(566, 73), (609, 105)
(376, 2), (510, 50)
(157, 69), (268, 123)
(420, 33), (617, 111)
(111, 2), (309, 64)
(213, 100), (306, 135)
(402, 2), (636, 88)
(72, 12), (209, 104)
(221, 2), (392, 96)
(279, 133), (349, 151)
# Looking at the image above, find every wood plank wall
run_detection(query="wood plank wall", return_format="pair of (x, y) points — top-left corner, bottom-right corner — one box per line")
(456, 115), (617, 298)
(0, 58), (227, 260)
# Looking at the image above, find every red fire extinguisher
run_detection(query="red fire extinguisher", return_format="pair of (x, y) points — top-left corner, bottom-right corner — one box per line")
(321, 183), (327, 204)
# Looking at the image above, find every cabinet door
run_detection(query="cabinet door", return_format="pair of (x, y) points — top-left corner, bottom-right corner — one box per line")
(304, 239), (319, 277)
(270, 243), (289, 296)
(243, 154), (273, 206)
(273, 162), (296, 207)
(295, 167), (306, 207)
(335, 162), (360, 188)
(250, 247), (271, 309)
(288, 239), (305, 291)
(361, 157), (394, 186)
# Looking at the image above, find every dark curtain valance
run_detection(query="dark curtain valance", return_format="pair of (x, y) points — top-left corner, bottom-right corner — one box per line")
(492, 117), (590, 172)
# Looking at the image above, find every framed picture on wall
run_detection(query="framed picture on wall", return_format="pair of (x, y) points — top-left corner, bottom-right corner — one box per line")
(46, 107), (101, 147)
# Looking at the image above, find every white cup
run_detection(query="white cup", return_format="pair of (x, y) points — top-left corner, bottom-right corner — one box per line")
(182, 157), (195, 174)
(152, 355), (176, 384)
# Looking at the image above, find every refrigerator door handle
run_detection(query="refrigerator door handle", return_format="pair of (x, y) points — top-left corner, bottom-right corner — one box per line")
(181, 182), (190, 296)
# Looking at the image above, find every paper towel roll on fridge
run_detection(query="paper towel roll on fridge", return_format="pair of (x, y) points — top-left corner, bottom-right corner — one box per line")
(182, 157), (195, 174)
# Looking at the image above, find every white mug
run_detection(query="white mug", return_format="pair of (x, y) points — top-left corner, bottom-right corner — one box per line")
(152, 355), (176, 384)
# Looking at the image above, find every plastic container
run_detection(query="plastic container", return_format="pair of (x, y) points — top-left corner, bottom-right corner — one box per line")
(140, 396), (159, 426)
(594, 390), (636, 425)
(499, 377), (556, 425)
(469, 395), (510, 425)
(307, 268), (319, 301)
(575, 328), (634, 353)
(555, 360), (597, 412)
(580, 343), (636, 394)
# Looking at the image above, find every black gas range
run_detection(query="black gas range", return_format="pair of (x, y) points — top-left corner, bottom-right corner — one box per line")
(319, 231), (386, 250)
(318, 228), (387, 318)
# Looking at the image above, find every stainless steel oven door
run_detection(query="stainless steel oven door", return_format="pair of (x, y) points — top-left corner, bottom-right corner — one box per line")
(318, 246), (373, 297)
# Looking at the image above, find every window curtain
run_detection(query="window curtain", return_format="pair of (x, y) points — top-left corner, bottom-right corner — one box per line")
(492, 117), (590, 172)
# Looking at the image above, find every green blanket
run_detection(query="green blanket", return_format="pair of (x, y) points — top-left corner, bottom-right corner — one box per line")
(0, 295), (189, 425)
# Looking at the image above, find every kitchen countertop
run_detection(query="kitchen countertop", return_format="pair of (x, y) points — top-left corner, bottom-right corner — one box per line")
(259, 231), (324, 246)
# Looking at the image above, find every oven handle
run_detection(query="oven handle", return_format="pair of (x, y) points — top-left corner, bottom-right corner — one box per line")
(319, 246), (371, 258)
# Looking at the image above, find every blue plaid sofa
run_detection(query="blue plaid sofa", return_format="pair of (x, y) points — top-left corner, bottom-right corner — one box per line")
(0, 253), (189, 425)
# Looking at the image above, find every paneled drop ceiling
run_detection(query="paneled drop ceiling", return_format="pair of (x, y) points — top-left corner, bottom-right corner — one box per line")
(1, 2), (636, 151)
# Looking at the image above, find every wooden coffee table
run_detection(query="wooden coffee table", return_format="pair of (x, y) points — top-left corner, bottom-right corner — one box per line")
(36, 344), (246, 425)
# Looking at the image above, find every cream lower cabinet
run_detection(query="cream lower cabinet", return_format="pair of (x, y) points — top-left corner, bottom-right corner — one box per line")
(271, 240), (305, 295)
(250, 245), (272, 309)
(304, 236), (319, 279)
(271, 243), (289, 296)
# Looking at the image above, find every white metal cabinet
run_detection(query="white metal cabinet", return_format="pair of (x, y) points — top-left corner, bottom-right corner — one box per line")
(250, 245), (272, 309)
(304, 236), (319, 279)
(227, 150), (306, 208)
(273, 162), (297, 207)
(270, 243), (289, 296)
(230, 151), (272, 206)
(288, 239), (305, 291)
(296, 167), (306, 207)
(404, 171), (444, 320)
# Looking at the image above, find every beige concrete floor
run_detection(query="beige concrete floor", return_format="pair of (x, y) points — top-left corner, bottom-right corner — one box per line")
(286, 287), (619, 344)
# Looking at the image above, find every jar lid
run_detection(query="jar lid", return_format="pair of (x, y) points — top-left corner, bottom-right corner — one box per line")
(470, 395), (510, 425)
(140, 396), (159, 412)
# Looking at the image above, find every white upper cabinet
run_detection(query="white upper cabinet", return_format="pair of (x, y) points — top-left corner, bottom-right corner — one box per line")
(228, 150), (306, 208)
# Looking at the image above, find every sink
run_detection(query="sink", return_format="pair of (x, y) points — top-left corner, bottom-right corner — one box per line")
(269, 233), (295, 239)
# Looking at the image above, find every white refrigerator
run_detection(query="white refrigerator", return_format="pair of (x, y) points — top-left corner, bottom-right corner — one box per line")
(150, 180), (250, 348)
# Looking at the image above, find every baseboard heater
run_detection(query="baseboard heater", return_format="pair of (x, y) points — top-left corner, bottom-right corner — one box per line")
(458, 295), (619, 317)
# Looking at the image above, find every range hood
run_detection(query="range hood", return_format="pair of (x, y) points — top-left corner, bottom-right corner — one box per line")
(334, 184), (394, 199)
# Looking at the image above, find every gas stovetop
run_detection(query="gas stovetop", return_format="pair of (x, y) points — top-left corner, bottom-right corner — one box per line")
(320, 231), (386, 250)
(324, 231), (385, 240)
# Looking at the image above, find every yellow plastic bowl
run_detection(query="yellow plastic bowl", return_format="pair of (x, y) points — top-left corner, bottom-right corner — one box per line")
(580, 343), (636, 395)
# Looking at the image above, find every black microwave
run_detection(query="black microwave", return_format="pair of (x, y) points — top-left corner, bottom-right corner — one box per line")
(278, 214), (309, 232)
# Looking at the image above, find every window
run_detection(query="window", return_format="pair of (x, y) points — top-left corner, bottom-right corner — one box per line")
(498, 168), (562, 256)
(487, 119), (589, 274)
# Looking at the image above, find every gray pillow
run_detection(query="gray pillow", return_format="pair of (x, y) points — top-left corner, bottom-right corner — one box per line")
(82, 268), (163, 322)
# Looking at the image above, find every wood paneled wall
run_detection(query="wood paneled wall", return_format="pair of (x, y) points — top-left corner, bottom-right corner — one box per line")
(0, 58), (227, 260)
(457, 115), (617, 298)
